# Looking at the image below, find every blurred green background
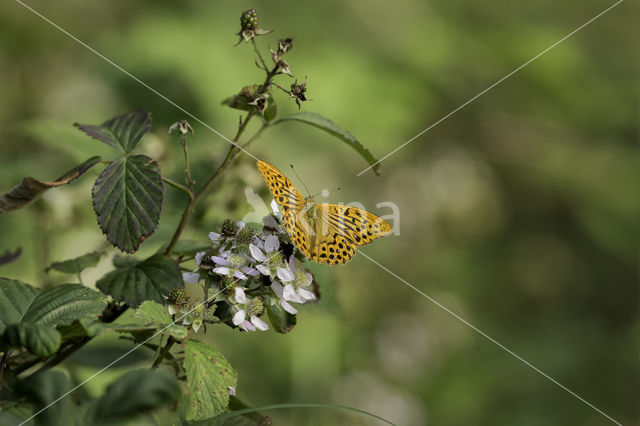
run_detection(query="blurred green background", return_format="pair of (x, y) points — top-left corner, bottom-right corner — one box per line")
(0, 0), (637, 425)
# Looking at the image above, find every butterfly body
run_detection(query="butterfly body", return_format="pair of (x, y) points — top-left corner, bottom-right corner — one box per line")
(257, 160), (392, 265)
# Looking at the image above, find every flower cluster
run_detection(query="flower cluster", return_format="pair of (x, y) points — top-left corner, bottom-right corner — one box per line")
(178, 200), (318, 333)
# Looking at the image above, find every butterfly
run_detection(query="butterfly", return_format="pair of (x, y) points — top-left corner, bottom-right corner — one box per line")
(257, 160), (392, 265)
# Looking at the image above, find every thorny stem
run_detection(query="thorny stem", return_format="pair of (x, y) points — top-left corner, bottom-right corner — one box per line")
(164, 38), (281, 257)
(251, 38), (269, 71)
(151, 337), (176, 369)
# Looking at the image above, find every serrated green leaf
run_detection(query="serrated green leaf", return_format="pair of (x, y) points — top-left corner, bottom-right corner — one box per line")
(22, 284), (106, 327)
(265, 302), (296, 334)
(96, 254), (183, 307)
(0, 156), (101, 213)
(75, 109), (152, 154)
(0, 278), (40, 334)
(92, 155), (164, 253)
(1, 322), (62, 357)
(184, 340), (238, 421)
(72, 318), (155, 338)
(45, 251), (102, 274)
(17, 370), (73, 426)
(87, 369), (181, 423)
(132, 300), (188, 340)
(274, 112), (381, 175)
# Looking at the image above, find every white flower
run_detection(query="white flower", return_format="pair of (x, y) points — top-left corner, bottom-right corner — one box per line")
(208, 232), (222, 243)
(249, 235), (282, 276)
(231, 287), (269, 332)
(211, 252), (259, 280)
(270, 256), (315, 314)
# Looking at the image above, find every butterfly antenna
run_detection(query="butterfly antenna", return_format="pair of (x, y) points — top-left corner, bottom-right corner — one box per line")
(290, 164), (312, 197)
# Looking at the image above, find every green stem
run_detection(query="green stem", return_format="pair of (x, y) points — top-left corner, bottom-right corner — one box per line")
(0, 350), (11, 397)
(216, 402), (396, 425)
(164, 114), (268, 256)
(163, 177), (194, 200)
(181, 136), (195, 189)
(34, 337), (90, 374)
(251, 38), (269, 71)
(151, 337), (176, 369)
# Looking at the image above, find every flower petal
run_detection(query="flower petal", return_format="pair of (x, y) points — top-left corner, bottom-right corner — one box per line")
(233, 270), (248, 280)
(251, 316), (269, 331)
(241, 266), (260, 276)
(281, 299), (298, 315)
(304, 272), (313, 286)
(249, 243), (267, 262)
(236, 221), (246, 230)
(234, 287), (247, 304)
(211, 255), (229, 266)
(283, 284), (297, 301)
(208, 232), (221, 242)
(212, 266), (230, 276)
(182, 272), (200, 284)
(232, 309), (246, 326)
(195, 251), (205, 266)
(241, 320), (256, 331)
(298, 287), (316, 301)
(277, 267), (295, 283)
(264, 235), (280, 253)
(228, 386), (236, 396)
(270, 199), (280, 216)
(271, 281), (284, 298)
(288, 255), (297, 272)
(257, 264), (271, 276)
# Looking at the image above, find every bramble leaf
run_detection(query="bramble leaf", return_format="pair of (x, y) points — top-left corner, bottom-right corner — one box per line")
(21, 284), (106, 327)
(0, 278), (40, 334)
(184, 340), (238, 421)
(92, 155), (164, 253)
(1, 322), (61, 357)
(87, 369), (181, 423)
(18, 370), (73, 426)
(274, 112), (381, 175)
(45, 251), (102, 274)
(132, 301), (188, 340)
(75, 109), (152, 154)
(96, 254), (183, 307)
(0, 156), (101, 213)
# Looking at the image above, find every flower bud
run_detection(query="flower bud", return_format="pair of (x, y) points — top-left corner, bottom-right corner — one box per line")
(168, 120), (194, 136)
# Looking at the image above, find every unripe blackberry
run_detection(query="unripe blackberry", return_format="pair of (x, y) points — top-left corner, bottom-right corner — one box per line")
(240, 9), (259, 31)
(167, 288), (188, 307)
(236, 226), (255, 245)
(221, 219), (238, 237)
